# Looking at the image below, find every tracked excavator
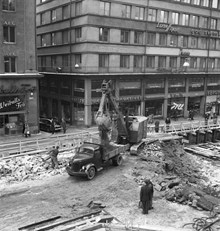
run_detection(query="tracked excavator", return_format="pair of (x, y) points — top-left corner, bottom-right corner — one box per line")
(66, 80), (147, 180)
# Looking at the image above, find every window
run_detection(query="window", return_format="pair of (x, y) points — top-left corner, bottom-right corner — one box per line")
(208, 58), (215, 69)
(63, 5), (69, 19)
(134, 55), (142, 68)
(75, 1), (82, 16)
(3, 25), (15, 43)
(2, 0), (15, 11)
(209, 38), (216, 50)
(217, 59), (220, 69)
(169, 57), (177, 68)
(51, 32), (56, 45)
(171, 12), (179, 24)
(159, 34), (167, 46)
(191, 37), (198, 48)
(120, 55), (130, 68)
(4, 56), (16, 73)
(191, 15), (199, 27)
(158, 10), (168, 23)
(192, 0), (200, 5)
(216, 39), (220, 50)
(170, 35), (178, 47)
(212, 0), (218, 8)
(181, 0), (190, 3)
(148, 9), (157, 22)
(200, 57), (206, 69)
(146, 56), (155, 68)
(51, 56), (57, 68)
(180, 35), (188, 48)
(200, 16), (208, 28)
(99, 54), (109, 68)
(62, 55), (69, 67)
(62, 30), (69, 44)
(121, 30), (129, 43)
(41, 12), (47, 25)
(75, 54), (82, 66)
(134, 31), (143, 44)
(200, 38), (207, 49)
(181, 14), (189, 26)
(121, 5), (131, 18)
(135, 6), (144, 20)
(99, 28), (109, 42)
(158, 56), (166, 68)
(75, 27), (82, 40)
(51, 9), (56, 22)
(201, 0), (209, 7)
(190, 57), (197, 69)
(100, 1), (110, 16)
(41, 34), (47, 46)
(147, 32), (156, 45)
(210, 18), (217, 30)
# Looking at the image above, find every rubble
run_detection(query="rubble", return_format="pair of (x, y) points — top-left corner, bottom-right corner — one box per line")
(0, 149), (76, 183)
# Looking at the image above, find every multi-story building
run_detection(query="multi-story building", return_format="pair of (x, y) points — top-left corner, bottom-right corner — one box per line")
(0, 0), (42, 136)
(36, 0), (220, 126)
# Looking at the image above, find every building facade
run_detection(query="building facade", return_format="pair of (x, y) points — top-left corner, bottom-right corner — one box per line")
(0, 0), (42, 136)
(36, 0), (220, 126)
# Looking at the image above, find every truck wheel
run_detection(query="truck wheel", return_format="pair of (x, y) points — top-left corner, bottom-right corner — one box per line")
(87, 166), (96, 180)
(112, 154), (123, 166)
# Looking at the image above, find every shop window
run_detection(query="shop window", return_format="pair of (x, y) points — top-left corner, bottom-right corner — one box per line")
(4, 56), (16, 73)
(159, 34), (167, 46)
(3, 25), (15, 43)
(145, 78), (165, 94)
(146, 56), (155, 68)
(75, 1), (82, 16)
(168, 78), (185, 87)
(121, 30), (130, 43)
(135, 6), (144, 20)
(171, 12), (179, 25)
(181, 14), (189, 26)
(148, 8), (157, 22)
(147, 32), (156, 45)
(100, 1), (110, 16)
(158, 10), (168, 23)
(2, 0), (15, 11)
(189, 77), (204, 91)
(99, 54), (109, 68)
(134, 31), (143, 44)
(121, 4), (131, 18)
(120, 55), (130, 68)
(99, 28), (109, 42)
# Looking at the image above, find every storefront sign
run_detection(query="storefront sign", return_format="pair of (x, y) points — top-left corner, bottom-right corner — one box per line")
(0, 96), (25, 113)
(180, 51), (190, 57)
(171, 103), (184, 110)
(191, 29), (219, 37)
(207, 90), (220, 96)
(156, 22), (178, 33)
(119, 96), (141, 102)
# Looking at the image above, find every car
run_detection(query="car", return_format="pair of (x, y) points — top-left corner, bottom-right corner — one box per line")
(39, 118), (62, 133)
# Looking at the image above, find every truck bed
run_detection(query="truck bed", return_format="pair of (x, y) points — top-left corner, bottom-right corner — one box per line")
(102, 143), (129, 161)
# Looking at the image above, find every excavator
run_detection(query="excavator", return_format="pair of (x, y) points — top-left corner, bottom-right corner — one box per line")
(66, 80), (148, 180)
(95, 80), (148, 154)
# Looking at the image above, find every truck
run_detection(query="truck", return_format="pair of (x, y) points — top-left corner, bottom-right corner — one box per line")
(66, 142), (129, 180)
(66, 80), (147, 179)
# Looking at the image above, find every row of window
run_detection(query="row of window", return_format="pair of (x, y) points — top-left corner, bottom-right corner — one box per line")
(38, 27), (220, 51)
(38, 54), (220, 71)
(173, 0), (218, 8)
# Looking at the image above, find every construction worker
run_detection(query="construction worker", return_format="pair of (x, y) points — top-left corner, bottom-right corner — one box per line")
(140, 179), (153, 214)
(48, 146), (59, 168)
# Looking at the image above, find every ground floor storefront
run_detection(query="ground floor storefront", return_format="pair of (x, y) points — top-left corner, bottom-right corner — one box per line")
(39, 73), (220, 126)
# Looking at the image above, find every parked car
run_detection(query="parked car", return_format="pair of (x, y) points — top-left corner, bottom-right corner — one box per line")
(39, 118), (62, 133)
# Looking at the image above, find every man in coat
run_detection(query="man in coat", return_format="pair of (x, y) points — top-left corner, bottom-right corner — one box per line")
(140, 179), (154, 214)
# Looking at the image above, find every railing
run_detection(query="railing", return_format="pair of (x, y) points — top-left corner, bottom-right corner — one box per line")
(0, 131), (99, 158)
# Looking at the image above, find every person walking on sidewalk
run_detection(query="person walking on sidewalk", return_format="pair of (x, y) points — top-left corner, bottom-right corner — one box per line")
(61, 118), (67, 134)
(165, 116), (171, 132)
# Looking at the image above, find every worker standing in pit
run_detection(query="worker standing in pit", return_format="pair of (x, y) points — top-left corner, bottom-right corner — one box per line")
(140, 179), (153, 214)
(48, 146), (59, 168)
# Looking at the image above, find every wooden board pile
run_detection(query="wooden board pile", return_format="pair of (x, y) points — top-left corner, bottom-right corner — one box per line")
(0, 150), (75, 183)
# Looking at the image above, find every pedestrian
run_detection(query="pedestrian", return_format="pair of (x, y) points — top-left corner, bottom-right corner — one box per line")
(61, 118), (67, 134)
(154, 120), (160, 133)
(165, 116), (171, 132)
(140, 179), (153, 214)
(48, 146), (59, 168)
(50, 118), (55, 134)
(213, 113), (218, 125)
(189, 110), (194, 120)
(24, 123), (31, 138)
(205, 112), (209, 126)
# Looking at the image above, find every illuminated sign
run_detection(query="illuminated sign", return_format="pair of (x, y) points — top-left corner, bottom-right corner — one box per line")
(0, 96), (25, 113)
(156, 22), (178, 33)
